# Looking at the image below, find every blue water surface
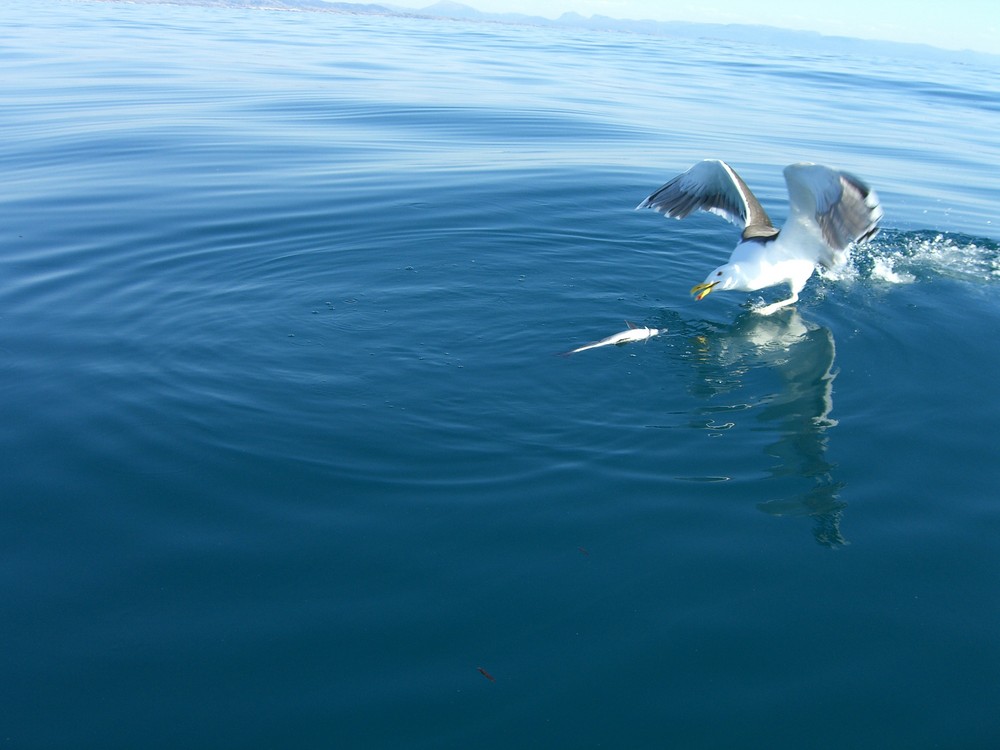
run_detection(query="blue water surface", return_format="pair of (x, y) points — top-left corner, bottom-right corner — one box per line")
(2, 2), (1000, 748)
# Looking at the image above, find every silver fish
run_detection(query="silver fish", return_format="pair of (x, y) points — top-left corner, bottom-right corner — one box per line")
(565, 321), (661, 354)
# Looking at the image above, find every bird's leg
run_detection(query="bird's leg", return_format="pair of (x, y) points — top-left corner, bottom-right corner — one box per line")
(754, 291), (798, 315)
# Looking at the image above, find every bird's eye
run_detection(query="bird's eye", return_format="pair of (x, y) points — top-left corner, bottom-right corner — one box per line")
(716, 271), (722, 276)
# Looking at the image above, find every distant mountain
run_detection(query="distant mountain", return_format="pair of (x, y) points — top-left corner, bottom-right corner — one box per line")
(94, 0), (996, 62)
(419, 1), (481, 19)
(404, 2), (994, 61)
(97, 0), (406, 12)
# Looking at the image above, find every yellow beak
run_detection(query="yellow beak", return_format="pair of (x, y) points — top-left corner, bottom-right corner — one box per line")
(690, 281), (718, 301)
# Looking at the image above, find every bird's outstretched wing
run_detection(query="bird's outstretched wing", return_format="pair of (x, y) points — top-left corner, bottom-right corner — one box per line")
(782, 163), (883, 269)
(636, 159), (778, 241)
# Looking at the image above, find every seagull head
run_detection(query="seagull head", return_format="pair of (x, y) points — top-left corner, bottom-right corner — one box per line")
(691, 264), (739, 300)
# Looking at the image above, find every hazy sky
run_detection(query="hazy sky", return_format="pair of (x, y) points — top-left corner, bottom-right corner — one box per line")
(416, 1), (999, 55)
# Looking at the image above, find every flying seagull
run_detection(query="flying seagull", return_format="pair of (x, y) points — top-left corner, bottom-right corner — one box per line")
(637, 160), (883, 314)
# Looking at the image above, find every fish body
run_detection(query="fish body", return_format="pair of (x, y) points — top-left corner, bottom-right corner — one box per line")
(566, 321), (660, 354)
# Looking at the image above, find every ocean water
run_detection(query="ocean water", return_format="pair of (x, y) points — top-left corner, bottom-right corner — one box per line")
(3, 2), (1000, 747)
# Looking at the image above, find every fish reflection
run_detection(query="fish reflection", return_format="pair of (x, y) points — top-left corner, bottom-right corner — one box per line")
(681, 309), (846, 547)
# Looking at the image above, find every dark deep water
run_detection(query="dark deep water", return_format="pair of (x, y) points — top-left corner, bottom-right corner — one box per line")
(2, 2), (1000, 747)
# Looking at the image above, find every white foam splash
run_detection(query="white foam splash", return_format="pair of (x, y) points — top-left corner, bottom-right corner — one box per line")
(900, 233), (1000, 282)
(870, 256), (915, 284)
(839, 231), (1000, 287)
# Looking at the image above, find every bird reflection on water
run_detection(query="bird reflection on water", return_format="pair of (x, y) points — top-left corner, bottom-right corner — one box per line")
(674, 308), (846, 547)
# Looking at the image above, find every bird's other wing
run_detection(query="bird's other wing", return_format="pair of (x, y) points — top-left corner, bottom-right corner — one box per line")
(783, 163), (883, 268)
(636, 159), (778, 241)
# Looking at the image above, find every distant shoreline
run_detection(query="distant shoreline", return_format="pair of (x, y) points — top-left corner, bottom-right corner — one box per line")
(82, 0), (998, 61)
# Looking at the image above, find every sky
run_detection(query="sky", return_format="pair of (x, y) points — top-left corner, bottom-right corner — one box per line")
(414, 0), (1000, 55)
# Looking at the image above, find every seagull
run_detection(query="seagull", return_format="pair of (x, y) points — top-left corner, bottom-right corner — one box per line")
(637, 160), (883, 315)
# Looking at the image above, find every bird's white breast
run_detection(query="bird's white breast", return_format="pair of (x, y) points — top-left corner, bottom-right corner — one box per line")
(729, 239), (817, 292)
